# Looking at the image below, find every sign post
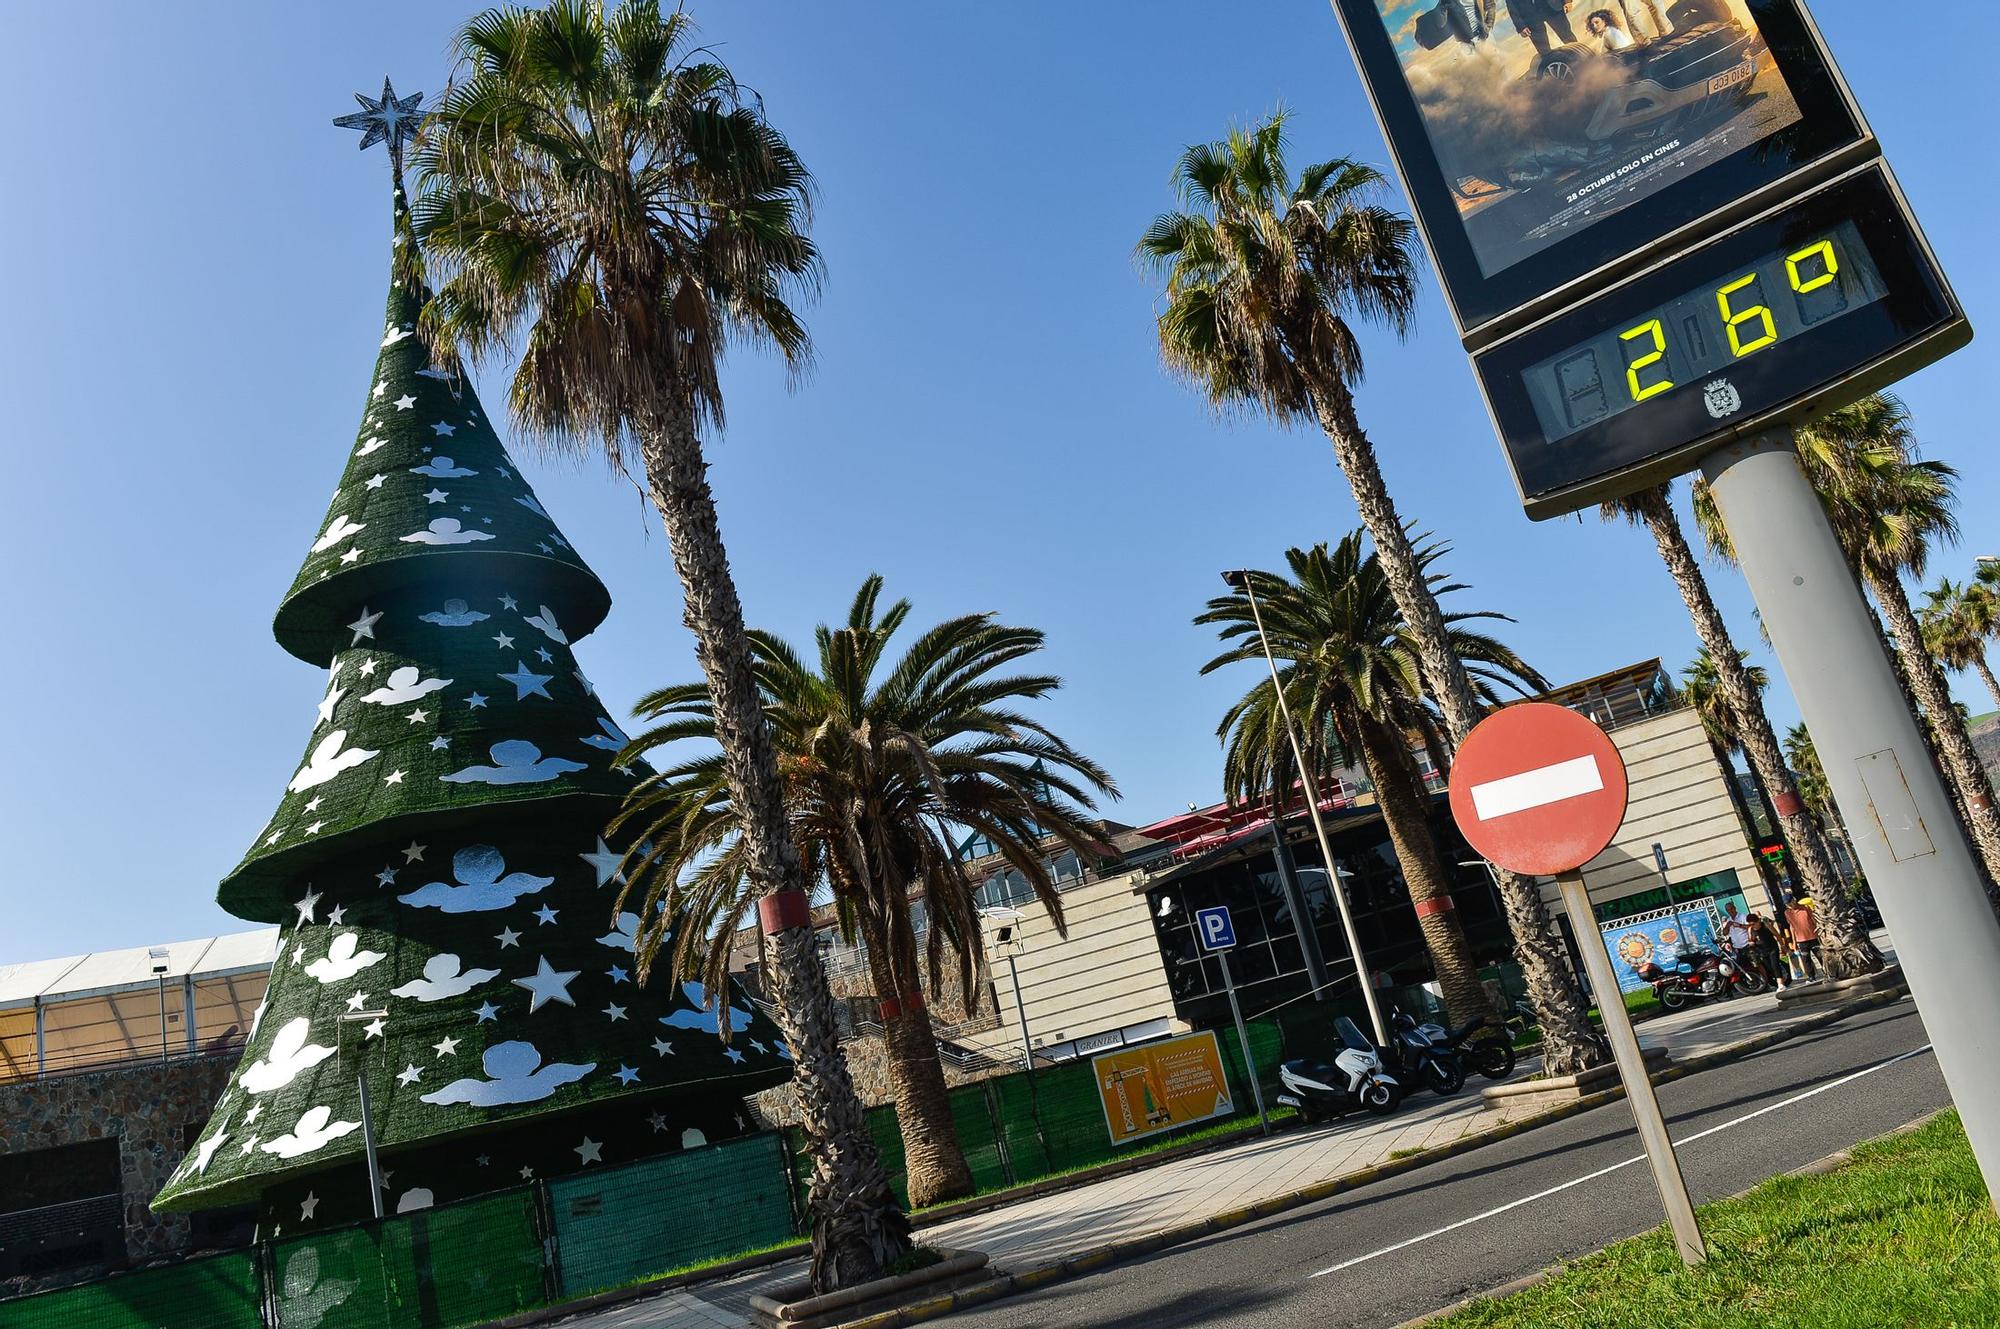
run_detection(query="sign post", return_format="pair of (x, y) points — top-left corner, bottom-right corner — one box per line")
(1448, 703), (1707, 1265)
(1195, 906), (1270, 1137)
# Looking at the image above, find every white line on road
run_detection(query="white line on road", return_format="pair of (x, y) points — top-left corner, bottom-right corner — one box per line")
(1468, 755), (1603, 820)
(1306, 1041), (1933, 1279)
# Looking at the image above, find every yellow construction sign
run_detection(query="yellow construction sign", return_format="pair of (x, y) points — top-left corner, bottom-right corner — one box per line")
(1092, 1030), (1234, 1147)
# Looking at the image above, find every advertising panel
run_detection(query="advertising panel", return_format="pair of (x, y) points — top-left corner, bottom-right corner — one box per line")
(1092, 1031), (1234, 1147)
(1599, 897), (1723, 993)
(1376, 0), (1801, 278)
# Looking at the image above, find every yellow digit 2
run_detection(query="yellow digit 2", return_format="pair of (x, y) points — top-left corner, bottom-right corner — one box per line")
(1718, 273), (1778, 358)
(1620, 319), (1673, 402)
(1787, 239), (1839, 294)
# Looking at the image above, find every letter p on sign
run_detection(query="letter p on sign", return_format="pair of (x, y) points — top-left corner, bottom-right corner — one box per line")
(1195, 906), (1236, 953)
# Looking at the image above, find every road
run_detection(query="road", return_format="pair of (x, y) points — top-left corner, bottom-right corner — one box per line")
(944, 999), (1944, 1329)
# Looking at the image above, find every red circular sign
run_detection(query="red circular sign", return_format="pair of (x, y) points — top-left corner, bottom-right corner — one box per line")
(1447, 703), (1630, 877)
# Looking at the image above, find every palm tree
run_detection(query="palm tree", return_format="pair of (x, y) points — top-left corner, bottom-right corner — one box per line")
(412, 2), (903, 1286)
(610, 577), (1116, 1207)
(1792, 397), (2000, 888)
(1140, 113), (1604, 1073)
(1921, 577), (2000, 711)
(1784, 723), (1838, 832)
(1604, 485), (1879, 974)
(1197, 533), (1546, 1026)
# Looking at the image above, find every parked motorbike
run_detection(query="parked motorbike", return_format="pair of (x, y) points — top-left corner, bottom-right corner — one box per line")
(1380, 1009), (1467, 1096)
(1276, 1015), (1404, 1123)
(1415, 1014), (1519, 1082)
(1633, 946), (1769, 1010)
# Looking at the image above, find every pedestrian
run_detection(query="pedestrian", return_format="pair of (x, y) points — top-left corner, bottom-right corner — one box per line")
(1784, 894), (1823, 980)
(1720, 901), (1760, 981)
(1746, 912), (1786, 990)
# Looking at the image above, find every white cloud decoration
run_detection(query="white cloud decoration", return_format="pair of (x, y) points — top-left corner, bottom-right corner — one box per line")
(400, 518), (494, 546)
(390, 953), (501, 1002)
(304, 933), (387, 984)
(440, 740), (586, 786)
(399, 845), (553, 914)
(289, 730), (379, 792)
(261, 1105), (361, 1158)
(359, 666), (452, 706)
(240, 1018), (337, 1094)
(419, 1041), (593, 1107)
(419, 599), (489, 627)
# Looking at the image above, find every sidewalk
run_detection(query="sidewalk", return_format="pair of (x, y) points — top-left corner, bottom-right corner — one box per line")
(548, 935), (1900, 1329)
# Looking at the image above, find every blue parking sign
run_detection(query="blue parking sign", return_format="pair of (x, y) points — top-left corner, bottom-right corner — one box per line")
(1195, 906), (1235, 953)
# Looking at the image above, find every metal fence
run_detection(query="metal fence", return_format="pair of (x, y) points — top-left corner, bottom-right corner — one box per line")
(2, 1020), (1302, 1327)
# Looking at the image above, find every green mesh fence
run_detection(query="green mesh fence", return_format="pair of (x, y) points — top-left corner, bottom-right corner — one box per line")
(548, 1134), (799, 1298)
(0, 1251), (261, 1329)
(788, 1020), (1290, 1212)
(267, 1190), (544, 1329)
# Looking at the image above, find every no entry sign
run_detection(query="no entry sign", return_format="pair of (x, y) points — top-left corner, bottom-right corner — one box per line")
(1447, 703), (1629, 877)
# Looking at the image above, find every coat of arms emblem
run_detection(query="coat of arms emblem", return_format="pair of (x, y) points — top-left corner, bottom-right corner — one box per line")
(1703, 378), (1743, 420)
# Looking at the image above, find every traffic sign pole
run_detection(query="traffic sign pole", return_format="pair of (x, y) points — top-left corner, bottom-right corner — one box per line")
(1556, 871), (1708, 1265)
(1217, 949), (1270, 1137)
(1703, 429), (2000, 1211)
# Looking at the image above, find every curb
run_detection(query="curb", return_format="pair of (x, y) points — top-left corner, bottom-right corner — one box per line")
(824, 985), (1912, 1329)
(1389, 1104), (1948, 1329)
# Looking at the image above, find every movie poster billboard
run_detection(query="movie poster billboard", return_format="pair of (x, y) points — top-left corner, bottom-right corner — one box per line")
(1599, 897), (1724, 993)
(1371, 0), (1805, 278)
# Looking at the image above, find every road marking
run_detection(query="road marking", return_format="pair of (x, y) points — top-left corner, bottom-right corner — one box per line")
(1468, 755), (1603, 820)
(1306, 1041), (1933, 1279)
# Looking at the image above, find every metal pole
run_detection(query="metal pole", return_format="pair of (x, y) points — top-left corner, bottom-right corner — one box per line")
(158, 975), (170, 1065)
(1558, 871), (1706, 1264)
(1240, 577), (1390, 1046)
(1703, 430), (2000, 1209)
(1651, 843), (1699, 959)
(1219, 950), (1270, 1136)
(356, 1063), (385, 1219)
(1006, 953), (1035, 1077)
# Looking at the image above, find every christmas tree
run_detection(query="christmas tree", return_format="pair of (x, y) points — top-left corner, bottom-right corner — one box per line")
(154, 83), (790, 1232)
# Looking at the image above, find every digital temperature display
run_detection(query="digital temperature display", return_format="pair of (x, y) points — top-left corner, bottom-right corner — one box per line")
(1472, 165), (1967, 519)
(1523, 222), (1888, 443)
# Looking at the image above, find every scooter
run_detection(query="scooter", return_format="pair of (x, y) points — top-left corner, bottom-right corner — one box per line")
(1382, 1009), (1467, 1096)
(1414, 1014), (1519, 1082)
(1276, 1015), (1404, 1123)
(1634, 946), (1769, 1010)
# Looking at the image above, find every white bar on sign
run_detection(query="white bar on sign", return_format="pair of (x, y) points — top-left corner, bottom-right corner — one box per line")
(1469, 755), (1603, 821)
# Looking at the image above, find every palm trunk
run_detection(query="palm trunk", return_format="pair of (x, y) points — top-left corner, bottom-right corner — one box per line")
(1311, 380), (1605, 1073)
(858, 907), (976, 1208)
(1977, 655), (2000, 713)
(636, 403), (907, 1290)
(1354, 714), (1490, 1027)
(1629, 487), (1881, 975)
(1869, 571), (2000, 898)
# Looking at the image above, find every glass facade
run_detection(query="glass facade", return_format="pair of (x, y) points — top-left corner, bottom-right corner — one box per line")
(1146, 802), (1510, 1030)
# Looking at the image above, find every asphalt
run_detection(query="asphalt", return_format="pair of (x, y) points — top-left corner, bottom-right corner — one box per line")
(936, 999), (1947, 1328)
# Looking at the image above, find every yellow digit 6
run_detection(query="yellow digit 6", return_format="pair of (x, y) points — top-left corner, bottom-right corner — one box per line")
(1718, 273), (1778, 358)
(1787, 239), (1839, 294)
(1620, 319), (1673, 402)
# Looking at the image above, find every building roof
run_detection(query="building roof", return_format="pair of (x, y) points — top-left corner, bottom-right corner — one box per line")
(0, 928), (280, 1011)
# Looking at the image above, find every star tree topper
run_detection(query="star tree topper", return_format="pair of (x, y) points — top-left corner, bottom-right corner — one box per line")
(334, 77), (424, 173)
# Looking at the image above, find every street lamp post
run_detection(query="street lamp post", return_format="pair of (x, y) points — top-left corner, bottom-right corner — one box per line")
(979, 907), (1036, 1075)
(339, 1010), (389, 1219)
(148, 948), (171, 1065)
(1223, 569), (1389, 1046)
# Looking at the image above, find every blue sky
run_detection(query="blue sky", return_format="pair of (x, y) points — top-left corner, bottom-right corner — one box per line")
(2, 2), (1994, 962)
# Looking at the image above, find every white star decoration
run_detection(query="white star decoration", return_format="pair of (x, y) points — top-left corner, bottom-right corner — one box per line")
(534, 904), (559, 926)
(511, 957), (580, 1013)
(394, 395), (416, 410)
(499, 662), (554, 701)
(300, 1191), (319, 1220)
(432, 1036), (460, 1058)
(574, 1137), (603, 1164)
(403, 841), (427, 863)
(603, 1004), (627, 1022)
(397, 1065), (422, 1086)
(295, 889), (322, 924)
(613, 1065), (639, 1085)
(346, 991), (368, 1012)
(348, 608), (383, 644)
(580, 837), (624, 887)
(496, 927), (521, 948)
(474, 1001), (499, 1023)
(652, 1038), (674, 1057)
(364, 1017), (388, 1039)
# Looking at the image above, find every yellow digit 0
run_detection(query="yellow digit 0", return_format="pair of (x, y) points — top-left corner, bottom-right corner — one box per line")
(1787, 239), (1839, 294)
(1718, 273), (1778, 358)
(1620, 319), (1673, 402)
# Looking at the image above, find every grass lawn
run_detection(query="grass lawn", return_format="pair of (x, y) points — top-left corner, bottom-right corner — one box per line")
(1430, 1110), (2000, 1328)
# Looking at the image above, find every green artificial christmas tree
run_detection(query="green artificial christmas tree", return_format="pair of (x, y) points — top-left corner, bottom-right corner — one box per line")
(154, 83), (789, 1232)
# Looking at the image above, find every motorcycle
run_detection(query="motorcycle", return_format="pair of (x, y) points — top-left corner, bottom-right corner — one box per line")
(1276, 1015), (1404, 1123)
(1634, 946), (1770, 1010)
(1381, 1009), (1468, 1096)
(1414, 1014), (1519, 1082)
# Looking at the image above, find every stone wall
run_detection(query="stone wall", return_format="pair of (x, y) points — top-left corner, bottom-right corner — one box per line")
(0, 1053), (234, 1288)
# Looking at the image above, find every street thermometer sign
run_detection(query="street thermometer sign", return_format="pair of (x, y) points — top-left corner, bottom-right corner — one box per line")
(1325, 0), (1969, 516)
